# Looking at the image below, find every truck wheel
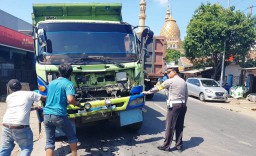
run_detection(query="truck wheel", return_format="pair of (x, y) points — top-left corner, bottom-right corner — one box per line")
(125, 122), (143, 132)
(145, 82), (154, 100)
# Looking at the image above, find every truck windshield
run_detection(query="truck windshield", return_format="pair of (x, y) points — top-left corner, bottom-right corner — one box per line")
(37, 23), (137, 65)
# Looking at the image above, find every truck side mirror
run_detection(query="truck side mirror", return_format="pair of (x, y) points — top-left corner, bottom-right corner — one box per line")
(38, 28), (47, 48)
(141, 28), (154, 46)
(45, 39), (52, 53)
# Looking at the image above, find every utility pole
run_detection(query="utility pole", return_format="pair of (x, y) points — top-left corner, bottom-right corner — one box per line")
(220, 41), (226, 86)
(220, 0), (230, 86)
(250, 5), (253, 15)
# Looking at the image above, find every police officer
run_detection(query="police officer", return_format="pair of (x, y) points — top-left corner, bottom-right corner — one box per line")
(143, 67), (188, 152)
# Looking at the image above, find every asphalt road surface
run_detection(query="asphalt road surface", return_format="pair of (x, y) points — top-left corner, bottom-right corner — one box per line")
(52, 92), (256, 156)
(1, 91), (255, 156)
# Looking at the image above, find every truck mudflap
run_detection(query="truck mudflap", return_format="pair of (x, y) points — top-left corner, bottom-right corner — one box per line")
(67, 93), (145, 119)
(119, 109), (143, 126)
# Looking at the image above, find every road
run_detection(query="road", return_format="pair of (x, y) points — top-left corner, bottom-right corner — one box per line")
(54, 92), (256, 156)
(1, 91), (256, 156)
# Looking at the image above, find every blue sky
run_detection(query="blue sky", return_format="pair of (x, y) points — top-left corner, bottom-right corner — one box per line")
(0, 0), (255, 40)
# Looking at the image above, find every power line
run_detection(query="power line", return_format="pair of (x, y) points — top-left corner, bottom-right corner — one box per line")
(242, 5), (255, 14)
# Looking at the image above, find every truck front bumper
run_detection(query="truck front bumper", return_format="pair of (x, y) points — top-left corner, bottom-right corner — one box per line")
(67, 93), (145, 119)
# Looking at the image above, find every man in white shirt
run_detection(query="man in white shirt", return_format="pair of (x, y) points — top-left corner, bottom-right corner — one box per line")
(0, 79), (46, 156)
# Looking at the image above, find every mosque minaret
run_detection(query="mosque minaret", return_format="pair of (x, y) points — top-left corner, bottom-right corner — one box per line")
(137, 0), (184, 53)
(138, 0), (146, 36)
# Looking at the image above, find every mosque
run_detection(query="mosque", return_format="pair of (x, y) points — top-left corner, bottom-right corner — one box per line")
(137, 0), (184, 53)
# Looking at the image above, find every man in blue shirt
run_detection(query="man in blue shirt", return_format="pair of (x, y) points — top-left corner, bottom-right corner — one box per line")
(43, 64), (80, 156)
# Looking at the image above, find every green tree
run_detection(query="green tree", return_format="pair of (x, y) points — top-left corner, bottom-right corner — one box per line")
(184, 3), (256, 79)
(225, 8), (256, 69)
(166, 49), (184, 64)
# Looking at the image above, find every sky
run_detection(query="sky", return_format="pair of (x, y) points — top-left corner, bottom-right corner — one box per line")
(0, 0), (255, 40)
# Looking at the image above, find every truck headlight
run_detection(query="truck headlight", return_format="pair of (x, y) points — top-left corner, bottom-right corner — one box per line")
(130, 97), (144, 106)
(84, 103), (91, 110)
(105, 99), (112, 106)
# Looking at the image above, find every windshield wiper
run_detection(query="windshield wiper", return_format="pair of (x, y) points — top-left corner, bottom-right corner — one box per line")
(103, 57), (125, 68)
(72, 56), (125, 68)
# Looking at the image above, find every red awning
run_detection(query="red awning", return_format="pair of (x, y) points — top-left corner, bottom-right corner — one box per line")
(0, 25), (34, 52)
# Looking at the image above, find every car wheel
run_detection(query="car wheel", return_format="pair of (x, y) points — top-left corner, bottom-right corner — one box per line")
(199, 93), (205, 101)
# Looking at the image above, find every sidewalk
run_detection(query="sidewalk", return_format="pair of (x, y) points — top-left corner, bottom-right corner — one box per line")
(205, 98), (256, 120)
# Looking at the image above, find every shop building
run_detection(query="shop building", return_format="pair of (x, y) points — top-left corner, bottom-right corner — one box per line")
(0, 9), (36, 99)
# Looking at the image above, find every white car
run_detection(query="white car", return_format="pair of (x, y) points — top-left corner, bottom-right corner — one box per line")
(186, 78), (228, 102)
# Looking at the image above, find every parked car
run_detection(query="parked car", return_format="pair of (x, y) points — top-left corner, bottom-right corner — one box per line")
(186, 78), (228, 102)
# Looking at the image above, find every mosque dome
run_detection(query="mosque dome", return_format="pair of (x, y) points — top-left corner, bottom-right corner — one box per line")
(160, 6), (180, 41)
(160, 5), (183, 53)
(160, 16), (180, 40)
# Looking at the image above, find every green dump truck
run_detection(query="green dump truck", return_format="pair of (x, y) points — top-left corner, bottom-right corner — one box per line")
(32, 3), (162, 134)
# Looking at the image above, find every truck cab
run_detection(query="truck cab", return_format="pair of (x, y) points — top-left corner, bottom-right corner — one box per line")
(32, 3), (153, 133)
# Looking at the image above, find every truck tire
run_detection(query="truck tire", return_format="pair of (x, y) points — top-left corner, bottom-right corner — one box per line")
(125, 122), (143, 132)
(146, 93), (154, 100)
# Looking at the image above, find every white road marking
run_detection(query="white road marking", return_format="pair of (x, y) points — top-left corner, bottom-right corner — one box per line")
(223, 133), (235, 139)
(238, 140), (253, 147)
(153, 103), (167, 113)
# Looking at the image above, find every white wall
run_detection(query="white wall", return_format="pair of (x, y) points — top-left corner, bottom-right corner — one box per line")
(225, 63), (242, 77)
(225, 64), (256, 86)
